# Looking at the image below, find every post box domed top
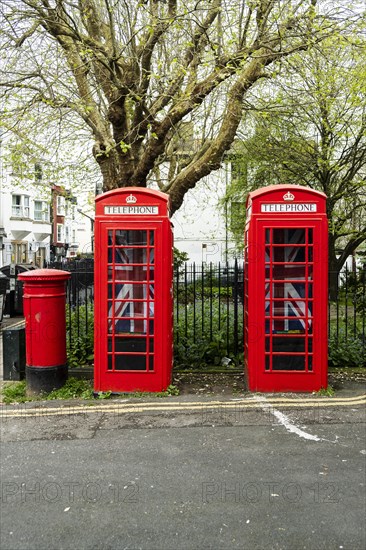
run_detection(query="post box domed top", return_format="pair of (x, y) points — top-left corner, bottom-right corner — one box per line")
(95, 187), (170, 218)
(246, 185), (327, 215)
(17, 268), (71, 282)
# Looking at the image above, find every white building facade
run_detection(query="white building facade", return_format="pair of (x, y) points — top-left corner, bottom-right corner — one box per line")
(0, 166), (52, 268)
(171, 164), (239, 264)
(0, 145), (92, 268)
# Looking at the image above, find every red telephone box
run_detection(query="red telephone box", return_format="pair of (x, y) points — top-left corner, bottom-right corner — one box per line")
(244, 185), (328, 392)
(94, 188), (173, 393)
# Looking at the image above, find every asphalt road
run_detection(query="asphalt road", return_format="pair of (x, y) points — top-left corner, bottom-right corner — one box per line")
(1, 393), (365, 550)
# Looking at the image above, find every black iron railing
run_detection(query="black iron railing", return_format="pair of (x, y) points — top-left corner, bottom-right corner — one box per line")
(174, 260), (244, 368)
(47, 260), (366, 369)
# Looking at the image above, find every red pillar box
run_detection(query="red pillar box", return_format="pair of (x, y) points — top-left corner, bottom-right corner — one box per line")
(244, 185), (328, 392)
(17, 269), (71, 395)
(94, 187), (173, 393)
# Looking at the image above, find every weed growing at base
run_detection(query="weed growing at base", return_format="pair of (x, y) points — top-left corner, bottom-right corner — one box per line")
(1, 379), (180, 404)
(1, 378), (94, 404)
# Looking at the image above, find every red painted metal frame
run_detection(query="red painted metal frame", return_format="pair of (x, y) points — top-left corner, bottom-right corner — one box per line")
(94, 188), (173, 393)
(244, 185), (328, 392)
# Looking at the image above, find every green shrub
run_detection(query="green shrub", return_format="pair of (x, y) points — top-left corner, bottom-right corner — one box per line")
(328, 330), (366, 368)
(175, 282), (233, 303)
(66, 304), (94, 368)
(174, 299), (243, 369)
(339, 267), (366, 315)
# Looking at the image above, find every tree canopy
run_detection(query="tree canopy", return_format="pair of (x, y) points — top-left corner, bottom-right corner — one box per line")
(0, 0), (352, 213)
(225, 31), (366, 293)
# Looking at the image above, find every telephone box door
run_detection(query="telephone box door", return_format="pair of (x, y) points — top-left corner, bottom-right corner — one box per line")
(94, 189), (173, 393)
(244, 185), (328, 392)
(258, 221), (326, 390)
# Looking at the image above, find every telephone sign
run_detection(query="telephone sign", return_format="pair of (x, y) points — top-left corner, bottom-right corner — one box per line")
(94, 188), (173, 393)
(244, 185), (328, 392)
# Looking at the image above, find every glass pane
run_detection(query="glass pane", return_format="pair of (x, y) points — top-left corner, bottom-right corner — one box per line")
(308, 355), (313, 371)
(273, 319), (308, 334)
(272, 337), (305, 353)
(115, 230), (147, 245)
(114, 337), (147, 353)
(273, 229), (306, 244)
(114, 283), (148, 297)
(123, 281), (145, 301)
(109, 337), (152, 352)
(108, 355), (113, 370)
(277, 299), (312, 318)
(108, 315), (147, 335)
(148, 249), (155, 264)
(115, 302), (145, 318)
(111, 265), (149, 282)
(265, 355), (270, 371)
(115, 354), (146, 371)
(271, 282), (307, 298)
(272, 355), (306, 371)
(272, 265), (309, 281)
(272, 246), (306, 263)
(114, 247), (147, 264)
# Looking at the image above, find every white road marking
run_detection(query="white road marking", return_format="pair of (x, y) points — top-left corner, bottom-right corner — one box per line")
(254, 395), (322, 441)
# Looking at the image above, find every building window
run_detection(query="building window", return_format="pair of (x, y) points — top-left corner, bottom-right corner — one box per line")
(12, 241), (28, 263)
(12, 195), (30, 218)
(57, 195), (65, 216)
(65, 226), (70, 244)
(57, 224), (64, 242)
(34, 200), (50, 222)
(36, 246), (46, 268)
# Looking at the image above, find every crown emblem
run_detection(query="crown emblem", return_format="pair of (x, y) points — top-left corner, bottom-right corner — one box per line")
(126, 194), (137, 204)
(283, 191), (295, 201)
